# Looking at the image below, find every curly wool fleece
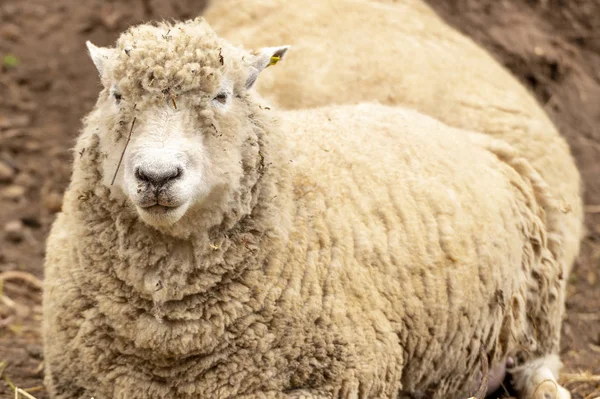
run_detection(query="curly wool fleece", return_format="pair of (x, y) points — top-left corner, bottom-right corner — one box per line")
(206, 0), (583, 281)
(105, 19), (227, 97)
(43, 19), (566, 399)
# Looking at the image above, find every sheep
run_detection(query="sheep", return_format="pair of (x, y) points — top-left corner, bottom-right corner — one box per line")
(43, 18), (571, 399)
(203, 3), (586, 389)
(203, 0), (583, 282)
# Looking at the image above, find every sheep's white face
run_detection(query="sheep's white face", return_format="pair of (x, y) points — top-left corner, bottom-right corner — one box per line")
(113, 100), (212, 227)
(85, 23), (288, 228)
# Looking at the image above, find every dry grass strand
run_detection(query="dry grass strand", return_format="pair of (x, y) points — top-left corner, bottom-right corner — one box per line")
(0, 272), (43, 290)
(111, 117), (137, 186)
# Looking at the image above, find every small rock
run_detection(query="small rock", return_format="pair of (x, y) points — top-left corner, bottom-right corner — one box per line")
(14, 172), (35, 188)
(0, 114), (31, 129)
(0, 160), (16, 182)
(78, 19), (97, 34)
(1, 184), (26, 200)
(586, 270), (597, 285)
(4, 220), (25, 242)
(99, 5), (124, 30)
(42, 191), (63, 213)
(0, 23), (20, 41)
(23, 141), (41, 152)
(534, 46), (545, 56)
(21, 214), (41, 228)
(25, 344), (43, 360)
(14, 98), (37, 112)
(0, 128), (25, 140)
(0, 4), (20, 17)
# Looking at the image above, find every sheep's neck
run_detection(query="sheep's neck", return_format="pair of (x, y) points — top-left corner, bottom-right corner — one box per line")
(68, 131), (291, 328)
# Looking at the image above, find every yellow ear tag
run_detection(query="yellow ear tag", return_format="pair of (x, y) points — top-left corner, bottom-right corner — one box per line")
(268, 55), (281, 67)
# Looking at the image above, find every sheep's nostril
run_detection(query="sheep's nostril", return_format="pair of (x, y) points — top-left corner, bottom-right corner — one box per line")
(171, 167), (183, 180)
(135, 167), (150, 182)
(135, 166), (183, 187)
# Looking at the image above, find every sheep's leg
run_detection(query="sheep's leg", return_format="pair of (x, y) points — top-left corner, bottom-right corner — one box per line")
(510, 355), (571, 399)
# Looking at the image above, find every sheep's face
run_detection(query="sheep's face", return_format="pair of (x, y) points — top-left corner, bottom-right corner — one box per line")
(85, 19), (288, 228)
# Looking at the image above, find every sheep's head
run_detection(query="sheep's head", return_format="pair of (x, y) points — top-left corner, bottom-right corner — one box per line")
(85, 18), (288, 228)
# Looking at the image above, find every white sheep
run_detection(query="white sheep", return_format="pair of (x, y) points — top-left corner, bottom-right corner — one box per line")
(204, 0), (583, 282)
(43, 18), (571, 399)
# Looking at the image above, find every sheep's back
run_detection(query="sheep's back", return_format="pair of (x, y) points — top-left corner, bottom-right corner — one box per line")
(204, 0), (582, 276)
(278, 103), (563, 395)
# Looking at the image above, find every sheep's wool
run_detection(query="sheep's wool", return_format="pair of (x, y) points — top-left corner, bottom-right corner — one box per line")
(205, 0), (583, 279)
(108, 18), (227, 97)
(43, 17), (568, 399)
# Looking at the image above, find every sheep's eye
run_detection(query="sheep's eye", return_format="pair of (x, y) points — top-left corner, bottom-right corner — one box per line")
(214, 92), (228, 104)
(113, 92), (123, 103)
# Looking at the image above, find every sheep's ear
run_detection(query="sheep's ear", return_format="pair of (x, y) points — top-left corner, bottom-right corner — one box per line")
(245, 45), (290, 89)
(86, 41), (113, 77)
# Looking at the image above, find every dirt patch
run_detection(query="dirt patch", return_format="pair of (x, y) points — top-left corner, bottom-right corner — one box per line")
(0, 0), (598, 398)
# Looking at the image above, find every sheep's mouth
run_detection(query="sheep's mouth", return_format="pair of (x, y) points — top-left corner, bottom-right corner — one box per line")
(132, 189), (191, 226)
(135, 201), (189, 227)
(139, 204), (181, 214)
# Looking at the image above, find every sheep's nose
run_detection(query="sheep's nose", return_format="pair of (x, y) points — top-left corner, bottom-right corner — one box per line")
(135, 166), (182, 188)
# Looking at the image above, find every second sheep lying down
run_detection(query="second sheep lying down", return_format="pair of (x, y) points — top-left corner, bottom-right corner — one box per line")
(204, 0), (583, 281)
(44, 18), (568, 399)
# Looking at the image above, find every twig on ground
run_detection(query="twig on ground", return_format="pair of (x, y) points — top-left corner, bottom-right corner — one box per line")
(583, 388), (600, 399)
(562, 372), (600, 385)
(32, 361), (44, 375)
(23, 386), (43, 393)
(1, 294), (17, 309)
(13, 387), (38, 399)
(0, 361), (7, 379)
(0, 271), (43, 290)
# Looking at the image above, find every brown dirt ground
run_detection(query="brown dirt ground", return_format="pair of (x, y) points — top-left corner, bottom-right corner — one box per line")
(0, 0), (598, 398)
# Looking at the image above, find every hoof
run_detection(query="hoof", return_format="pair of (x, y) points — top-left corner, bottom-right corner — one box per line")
(509, 354), (572, 399)
(530, 380), (571, 399)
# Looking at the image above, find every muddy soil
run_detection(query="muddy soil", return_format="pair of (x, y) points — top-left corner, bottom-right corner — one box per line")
(0, 0), (598, 397)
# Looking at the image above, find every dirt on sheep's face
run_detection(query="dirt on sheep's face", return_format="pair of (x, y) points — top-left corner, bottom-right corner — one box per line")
(84, 18), (272, 229)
